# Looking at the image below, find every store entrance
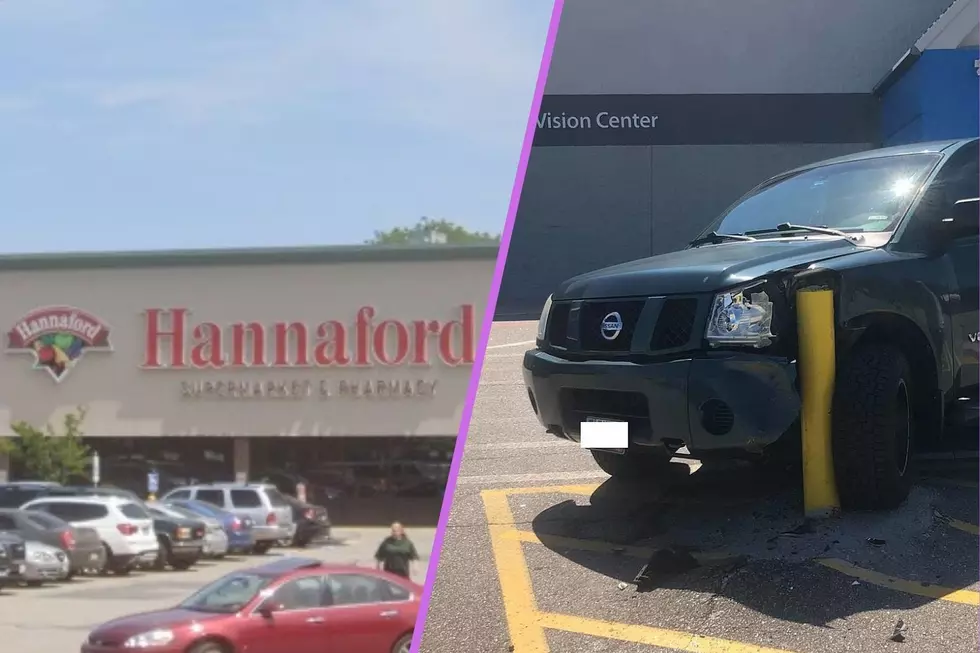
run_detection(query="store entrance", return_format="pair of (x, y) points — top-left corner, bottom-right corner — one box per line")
(250, 436), (453, 527)
(44, 435), (455, 527)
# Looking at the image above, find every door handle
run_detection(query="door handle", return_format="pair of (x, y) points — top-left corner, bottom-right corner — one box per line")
(379, 610), (399, 618)
(306, 617), (325, 624)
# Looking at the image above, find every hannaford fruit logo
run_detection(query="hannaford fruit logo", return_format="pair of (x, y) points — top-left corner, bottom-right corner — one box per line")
(5, 306), (112, 383)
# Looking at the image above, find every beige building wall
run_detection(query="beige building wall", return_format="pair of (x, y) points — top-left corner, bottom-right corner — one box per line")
(0, 247), (496, 439)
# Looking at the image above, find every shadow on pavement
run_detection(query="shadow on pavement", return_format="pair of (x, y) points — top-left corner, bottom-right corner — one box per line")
(529, 459), (979, 628)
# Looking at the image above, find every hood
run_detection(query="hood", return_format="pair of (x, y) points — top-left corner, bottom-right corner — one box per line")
(557, 237), (867, 299)
(88, 609), (226, 643)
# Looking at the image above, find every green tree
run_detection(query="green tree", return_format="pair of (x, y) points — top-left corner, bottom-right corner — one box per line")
(367, 217), (500, 245)
(0, 408), (92, 483)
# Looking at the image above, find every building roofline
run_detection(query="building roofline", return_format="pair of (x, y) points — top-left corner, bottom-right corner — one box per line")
(915, 0), (978, 51)
(0, 243), (500, 272)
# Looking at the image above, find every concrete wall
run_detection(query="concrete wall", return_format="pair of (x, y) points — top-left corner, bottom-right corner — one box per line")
(495, 0), (956, 317)
(0, 254), (494, 437)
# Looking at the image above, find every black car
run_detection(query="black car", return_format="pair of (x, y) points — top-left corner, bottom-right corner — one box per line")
(144, 504), (206, 570)
(0, 531), (27, 590)
(524, 138), (979, 511)
(281, 494), (331, 548)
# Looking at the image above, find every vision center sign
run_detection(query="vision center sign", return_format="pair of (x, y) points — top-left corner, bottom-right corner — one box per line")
(7, 304), (476, 400)
(532, 94), (878, 147)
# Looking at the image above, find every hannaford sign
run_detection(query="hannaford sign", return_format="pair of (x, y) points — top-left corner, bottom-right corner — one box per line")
(5, 306), (113, 383)
(141, 305), (476, 369)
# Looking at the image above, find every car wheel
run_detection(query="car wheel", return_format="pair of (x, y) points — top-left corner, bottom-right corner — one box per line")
(112, 563), (132, 576)
(26, 580), (43, 587)
(590, 447), (676, 482)
(171, 559), (195, 571)
(64, 570), (75, 581)
(833, 343), (915, 510)
(252, 542), (273, 555)
(187, 640), (229, 653)
(391, 634), (412, 653)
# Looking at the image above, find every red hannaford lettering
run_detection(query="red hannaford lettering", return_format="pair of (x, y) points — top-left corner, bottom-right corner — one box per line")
(141, 305), (476, 369)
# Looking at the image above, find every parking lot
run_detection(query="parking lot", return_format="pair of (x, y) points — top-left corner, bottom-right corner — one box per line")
(0, 527), (433, 653)
(418, 321), (979, 653)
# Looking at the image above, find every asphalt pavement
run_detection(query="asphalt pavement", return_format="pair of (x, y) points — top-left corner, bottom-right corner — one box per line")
(417, 321), (980, 653)
(0, 526), (434, 653)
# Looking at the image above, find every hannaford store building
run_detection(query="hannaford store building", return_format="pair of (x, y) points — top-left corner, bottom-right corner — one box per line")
(0, 244), (496, 524)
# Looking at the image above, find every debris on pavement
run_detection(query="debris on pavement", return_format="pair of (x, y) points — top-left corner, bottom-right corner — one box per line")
(889, 619), (907, 643)
(633, 547), (701, 592)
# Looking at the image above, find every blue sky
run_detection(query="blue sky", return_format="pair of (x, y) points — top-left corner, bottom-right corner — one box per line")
(0, 0), (553, 253)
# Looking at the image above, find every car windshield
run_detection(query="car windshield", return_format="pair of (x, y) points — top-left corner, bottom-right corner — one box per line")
(178, 572), (275, 613)
(710, 153), (940, 236)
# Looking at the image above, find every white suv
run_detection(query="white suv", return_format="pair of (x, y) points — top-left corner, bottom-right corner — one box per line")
(21, 496), (158, 575)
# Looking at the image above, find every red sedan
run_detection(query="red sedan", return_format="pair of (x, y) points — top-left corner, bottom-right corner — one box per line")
(81, 557), (420, 653)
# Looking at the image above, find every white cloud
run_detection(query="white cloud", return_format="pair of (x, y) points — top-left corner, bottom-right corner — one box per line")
(77, 0), (550, 144)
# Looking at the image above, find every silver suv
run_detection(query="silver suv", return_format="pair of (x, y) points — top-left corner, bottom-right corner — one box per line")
(160, 483), (294, 554)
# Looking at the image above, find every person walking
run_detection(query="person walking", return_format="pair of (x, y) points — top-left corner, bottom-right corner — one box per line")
(374, 522), (419, 579)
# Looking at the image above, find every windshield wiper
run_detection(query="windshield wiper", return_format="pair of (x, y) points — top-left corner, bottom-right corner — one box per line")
(743, 223), (856, 240)
(689, 231), (757, 247)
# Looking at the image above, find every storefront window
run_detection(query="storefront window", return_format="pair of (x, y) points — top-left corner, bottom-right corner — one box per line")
(250, 436), (454, 503)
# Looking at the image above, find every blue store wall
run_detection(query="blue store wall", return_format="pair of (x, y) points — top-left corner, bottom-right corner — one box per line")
(881, 48), (980, 145)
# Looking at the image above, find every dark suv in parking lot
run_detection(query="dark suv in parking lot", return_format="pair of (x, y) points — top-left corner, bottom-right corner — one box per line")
(525, 138), (979, 511)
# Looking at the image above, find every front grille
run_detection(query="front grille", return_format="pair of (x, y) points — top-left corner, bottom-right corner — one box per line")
(546, 302), (571, 347)
(579, 300), (646, 351)
(650, 298), (699, 350)
(560, 388), (651, 438)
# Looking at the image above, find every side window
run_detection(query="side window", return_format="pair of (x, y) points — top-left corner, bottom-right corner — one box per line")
(903, 143), (979, 247)
(939, 149), (980, 205)
(268, 576), (327, 611)
(325, 574), (389, 606)
(119, 503), (151, 520)
(74, 503), (110, 521)
(196, 489), (226, 507)
(0, 514), (18, 530)
(167, 490), (192, 501)
(230, 490), (262, 508)
(384, 580), (412, 602)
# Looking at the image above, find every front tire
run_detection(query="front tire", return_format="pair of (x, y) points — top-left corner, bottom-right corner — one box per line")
(187, 641), (229, 653)
(590, 447), (673, 481)
(391, 633), (412, 653)
(252, 542), (273, 555)
(833, 343), (915, 510)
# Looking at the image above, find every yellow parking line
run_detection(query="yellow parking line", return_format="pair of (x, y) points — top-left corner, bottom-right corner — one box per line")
(482, 489), (549, 653)
(947, 519), (980, 535)
(817, 558), (980, 606)
(504, 529), (736, 564)
(537, 612), (796, 653)
(492, 483), (602, 498)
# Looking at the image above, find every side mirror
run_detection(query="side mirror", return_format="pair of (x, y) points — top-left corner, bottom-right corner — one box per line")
(257, 602), (279, 619)
(940, 197), (979, 241)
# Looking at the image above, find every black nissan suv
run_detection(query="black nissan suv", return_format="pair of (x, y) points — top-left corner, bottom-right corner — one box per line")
(524, 138), (979, 511)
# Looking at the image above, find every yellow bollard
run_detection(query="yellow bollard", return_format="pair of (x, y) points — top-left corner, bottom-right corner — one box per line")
(796, 287), (840, 518)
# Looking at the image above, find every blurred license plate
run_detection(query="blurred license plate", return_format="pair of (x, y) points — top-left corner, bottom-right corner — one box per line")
(584, 416), (625, 454)
(89, 552), (99, 561)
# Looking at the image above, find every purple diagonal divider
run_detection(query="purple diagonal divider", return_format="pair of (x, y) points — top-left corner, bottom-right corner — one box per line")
(409, 2), (565, 650)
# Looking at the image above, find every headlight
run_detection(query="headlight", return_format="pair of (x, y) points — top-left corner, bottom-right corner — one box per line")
(705, 284), (775, 347)
(31, 551), (52, 562)
(536, 294), (554, 341)
(123, 629), (175, 648)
